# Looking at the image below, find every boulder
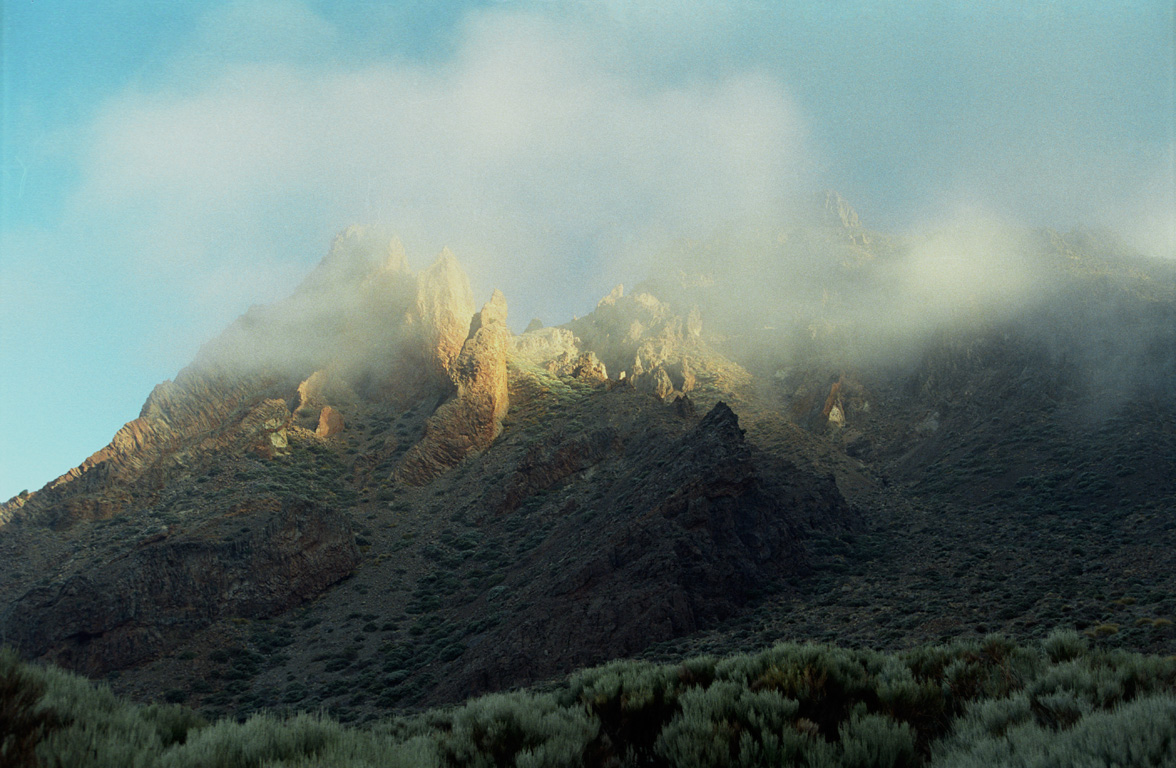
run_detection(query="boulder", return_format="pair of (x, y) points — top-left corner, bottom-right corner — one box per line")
(316, 406), (345, 437)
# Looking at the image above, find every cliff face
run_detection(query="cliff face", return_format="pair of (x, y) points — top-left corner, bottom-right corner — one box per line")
(0, 223), (864, 717)
(407, 248), (477, 387)
(1, 497), (358, 674)
(398, 290), (511, 485)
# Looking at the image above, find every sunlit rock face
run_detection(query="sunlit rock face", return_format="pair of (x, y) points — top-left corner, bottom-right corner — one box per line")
(399, 290), (511, 484)
(509, 326), (580, 367)
(561, 283), (741, 403)
(407, 248), (477, 387)
(316, 405), (345, 437)
(819, 189), (861, 229)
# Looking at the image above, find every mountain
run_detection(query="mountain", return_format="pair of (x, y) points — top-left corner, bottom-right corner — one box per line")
(1, 205), (1174, 727)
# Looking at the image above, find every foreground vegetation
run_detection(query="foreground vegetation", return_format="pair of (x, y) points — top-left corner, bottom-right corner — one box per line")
(4, 630), (1175, 767)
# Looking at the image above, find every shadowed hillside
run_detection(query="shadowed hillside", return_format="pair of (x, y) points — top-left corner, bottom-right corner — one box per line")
(2, 203), (1173, 735)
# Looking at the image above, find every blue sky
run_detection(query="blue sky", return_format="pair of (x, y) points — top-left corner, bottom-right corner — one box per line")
(1, 0), (1174, 500)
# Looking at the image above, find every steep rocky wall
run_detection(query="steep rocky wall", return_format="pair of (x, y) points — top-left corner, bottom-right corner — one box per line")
(407, 249), (477, 386)
(398, 291), (511, 484)
(0, 497), (358, 675)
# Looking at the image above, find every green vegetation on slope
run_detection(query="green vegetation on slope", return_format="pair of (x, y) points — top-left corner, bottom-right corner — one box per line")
(4, 631), (1175, 767)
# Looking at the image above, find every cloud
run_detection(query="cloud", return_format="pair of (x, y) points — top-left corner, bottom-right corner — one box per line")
(70, 4), (811, 335)
(3, 0), (1172, 501)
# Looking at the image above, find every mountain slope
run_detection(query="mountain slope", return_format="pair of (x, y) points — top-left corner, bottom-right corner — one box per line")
(2, 204), (1173, 722)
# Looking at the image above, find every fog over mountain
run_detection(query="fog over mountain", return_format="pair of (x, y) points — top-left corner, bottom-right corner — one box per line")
(1, 1), (1173, 499)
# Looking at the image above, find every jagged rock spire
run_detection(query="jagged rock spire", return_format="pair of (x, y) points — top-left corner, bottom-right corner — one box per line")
(819, 190), (861, 229)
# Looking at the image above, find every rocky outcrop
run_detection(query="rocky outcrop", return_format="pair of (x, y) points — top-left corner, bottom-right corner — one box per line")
(1, 497), (358, 674)
(4, 239), (484, 527)
(819, 189), (861, 229)
(509, 327), (579, 367)
(293, 369), (356, 418)
(565, 285), (738, 396)
(316, 406), (345, 437)
(408, 249), (477, 384)
(545, 351), (608, 383)
(635, 365), (675, 401)
(398, 291), (512, 484)
(4, 370), (286, 526)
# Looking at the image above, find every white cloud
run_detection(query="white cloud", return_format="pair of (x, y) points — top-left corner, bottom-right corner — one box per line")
(69, 5), (811, 331)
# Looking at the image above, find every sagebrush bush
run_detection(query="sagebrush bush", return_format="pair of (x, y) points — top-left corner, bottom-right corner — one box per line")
(838, 708), (917, 768)
(1, 647), (59, 767)
(435, 691), (597, 768)
(655, 682), (813, 767)
(5, 633), (1176, 768)
(1040, 628), (1088, 663)
(932, 693), (1176, 768)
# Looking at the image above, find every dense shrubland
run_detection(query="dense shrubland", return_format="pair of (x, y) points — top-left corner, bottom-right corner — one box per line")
(3, 630), (1174, 767)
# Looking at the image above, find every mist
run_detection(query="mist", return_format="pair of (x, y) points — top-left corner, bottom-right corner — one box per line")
(59, 2), (1175, 338)
(1, 0), (1173, 500)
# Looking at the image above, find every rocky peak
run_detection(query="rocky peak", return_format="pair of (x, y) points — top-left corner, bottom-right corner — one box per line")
(696, 401), (744, 444)
(468, 289), (508, 338)
(597, 284), (624, 307)
(399, 289), (512, 484)
(818, 190), (861, 229)
(312, 226), (408, 288)
(410, 249), (477, 382)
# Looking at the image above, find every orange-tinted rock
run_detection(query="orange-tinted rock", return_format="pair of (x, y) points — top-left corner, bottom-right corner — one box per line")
(316, 406), (345, 437)
(409, 248), (476, 384)
(546, 351), (608, 384)
(399, 291), (511, 484)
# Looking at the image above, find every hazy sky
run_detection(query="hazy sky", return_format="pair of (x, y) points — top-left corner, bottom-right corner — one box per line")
(1, 0), (1173, 500)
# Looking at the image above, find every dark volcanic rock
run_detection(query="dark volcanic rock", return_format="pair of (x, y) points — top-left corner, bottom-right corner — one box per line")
(497, 427), (622, 513)
(1, 497), (358, 674)
(431, 401), (850, 703)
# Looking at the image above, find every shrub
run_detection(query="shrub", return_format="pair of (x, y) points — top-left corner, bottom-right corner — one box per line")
(933, 693), (1176, 767)
(655, 682), (816, 767)
(838, 708), (917, 768)
(7, 634), (1176, 768)
(1041, 629), (1088, 663)
(1, 647), (60, 767)
(435, 692), (597, 768)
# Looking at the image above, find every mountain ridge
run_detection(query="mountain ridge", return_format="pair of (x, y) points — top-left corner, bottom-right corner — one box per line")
(2, 201), (1173, 722)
